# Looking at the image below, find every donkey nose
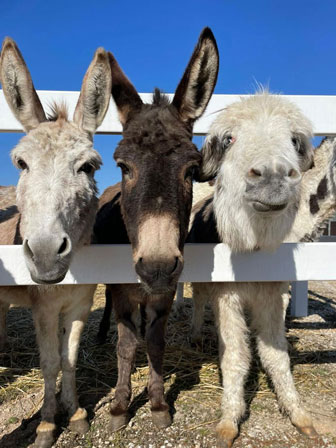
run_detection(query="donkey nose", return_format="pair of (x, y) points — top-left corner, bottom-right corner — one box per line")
(248, 163), (301, 185)
(135, 256), (183, 291)
(24, 234), (72, 261)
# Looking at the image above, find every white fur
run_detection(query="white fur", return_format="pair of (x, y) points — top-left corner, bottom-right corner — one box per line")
(190, 93), (317, 444)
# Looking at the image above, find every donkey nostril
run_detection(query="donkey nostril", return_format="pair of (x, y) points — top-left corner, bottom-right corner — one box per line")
(58, 238), (67, 255)
(249, 168), (262, 177)
(171, 257), (179, 274)
(57, 237), (71, 256)
(23, 239), (34, 259)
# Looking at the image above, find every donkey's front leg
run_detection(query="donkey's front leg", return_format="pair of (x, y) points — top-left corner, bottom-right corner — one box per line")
(60, 285), (95, 435)
(109, 285), (139, 432)
(146, 293), (174, 429)
(32, 301), (61, 448)
(212, 287), (251, 448)
(250, 283), (317, 438)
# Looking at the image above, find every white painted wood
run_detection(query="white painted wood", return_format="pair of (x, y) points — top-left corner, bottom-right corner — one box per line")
(0, 242), (335, 286)
(291, 281), (309, 317)
(1, 91), (336, 135)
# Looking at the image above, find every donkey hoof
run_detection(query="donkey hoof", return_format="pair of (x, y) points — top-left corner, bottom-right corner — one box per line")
(68, 418), (89, 435)
(34, 432), (55, 448)
(35, 422), (56, 448)
(296, 424), (318, 438)
(109, 413), (128, 432)
(151, 409), (172, 429)
(216, 421), (238, 448)
(68, 408), (89, 434)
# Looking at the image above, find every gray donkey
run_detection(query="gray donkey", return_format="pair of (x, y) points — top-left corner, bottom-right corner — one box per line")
(94, 28), (219, 432)
(0, 38), (111, 448)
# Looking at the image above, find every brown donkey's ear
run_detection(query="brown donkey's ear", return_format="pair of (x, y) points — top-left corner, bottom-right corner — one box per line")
(0, 37), (47, 132)
(172, 27), (219, 125)
(74, 47), (112, 136)
(107, 52), (143, 126)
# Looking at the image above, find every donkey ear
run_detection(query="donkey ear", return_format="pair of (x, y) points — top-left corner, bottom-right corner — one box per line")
(0, 37), (47, 132)
(198, 135), (223, 181)
(107, 52), (143, 126)
(172, 27), (219, 125)
(73, 47), (112, 135)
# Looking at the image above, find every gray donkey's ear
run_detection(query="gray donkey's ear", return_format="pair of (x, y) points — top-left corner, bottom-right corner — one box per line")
(172, 27), (219, 125)
(198, 134), (224, 181)
(0, 37), (47, 132)
(74, 47), (112, 136)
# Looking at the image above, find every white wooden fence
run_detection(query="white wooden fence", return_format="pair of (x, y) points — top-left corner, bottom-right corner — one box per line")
(1, 90), (336, 317)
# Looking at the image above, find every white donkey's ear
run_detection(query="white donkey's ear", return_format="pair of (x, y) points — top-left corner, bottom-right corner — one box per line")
(0, 37), (47, 132)
(74, 47), (112, 136)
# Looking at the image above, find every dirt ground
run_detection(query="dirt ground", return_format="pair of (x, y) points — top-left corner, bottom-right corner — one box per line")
(0, 282), (335, 448)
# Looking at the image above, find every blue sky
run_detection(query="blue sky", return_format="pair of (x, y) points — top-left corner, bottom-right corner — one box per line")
(0, 0), (335, 193)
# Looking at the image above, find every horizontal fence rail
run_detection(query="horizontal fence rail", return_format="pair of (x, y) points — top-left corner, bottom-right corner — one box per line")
(1, 91), (336, 316)
(0, 243), (335, 286)
(1, 91), (336, 135)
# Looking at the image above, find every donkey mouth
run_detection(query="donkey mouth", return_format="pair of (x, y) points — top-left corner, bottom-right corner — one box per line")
(252, 201), (288, 213)
(31, 272), (67, 285)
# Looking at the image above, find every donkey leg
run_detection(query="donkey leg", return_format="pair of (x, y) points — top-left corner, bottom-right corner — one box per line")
(212, 289), (251, 448)
(146, 294), (174, 429)
(32, 303), (61, 448)
(97, 285), (113, 344)
(250, 283), (317, 438)
(60, 285), (95, 434)
(0, 301), (9, 350)
(190, 283), (208, 343)
(109, 285), (139, 432)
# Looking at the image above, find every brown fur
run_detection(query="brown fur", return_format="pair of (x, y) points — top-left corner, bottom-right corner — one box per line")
(95, 28), (219, 430)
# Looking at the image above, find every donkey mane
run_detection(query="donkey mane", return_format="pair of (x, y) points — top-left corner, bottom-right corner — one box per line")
(47, 101), (69, 122)
(152, 88), (170, 106)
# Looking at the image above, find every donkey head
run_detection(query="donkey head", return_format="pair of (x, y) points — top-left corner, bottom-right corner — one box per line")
(109, 28), (219, 293)
(199, 93), (314, 250)
(0, 38), (111, 283)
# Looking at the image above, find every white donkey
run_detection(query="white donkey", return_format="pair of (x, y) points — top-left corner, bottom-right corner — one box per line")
(187, 93), (317, 447)
(0, 38), (111, 448)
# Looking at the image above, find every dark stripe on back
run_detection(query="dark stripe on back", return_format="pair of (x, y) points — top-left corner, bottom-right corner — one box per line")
(309, 194), (320, 215)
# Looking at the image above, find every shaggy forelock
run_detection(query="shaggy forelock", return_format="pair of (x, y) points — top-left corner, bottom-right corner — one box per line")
(209, 92), (313, 140)
(46, 101), (69, 122)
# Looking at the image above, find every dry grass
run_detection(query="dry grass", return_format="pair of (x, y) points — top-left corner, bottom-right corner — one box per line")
(0, 282), (335, 447)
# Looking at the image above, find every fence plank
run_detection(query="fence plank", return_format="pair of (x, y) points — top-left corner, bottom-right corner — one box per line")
(1, 91), (336, 135)
(291, 281), (309, 317)
(0, 242), (335, 286)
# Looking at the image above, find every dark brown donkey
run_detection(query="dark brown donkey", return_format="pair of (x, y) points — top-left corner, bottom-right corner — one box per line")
(94, 28), (219, 431)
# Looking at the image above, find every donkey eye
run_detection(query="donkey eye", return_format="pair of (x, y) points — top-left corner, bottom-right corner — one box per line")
(17, 159), (28, 170)
(117, 162), (131, 177)
(292, 136), (304, 155)
(78, 163), (94, 175)
(223, 135), (235, 149)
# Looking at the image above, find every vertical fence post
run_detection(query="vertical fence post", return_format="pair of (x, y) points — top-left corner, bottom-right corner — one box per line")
(175, 283), (184, 309)
(290, 281), (308, 317)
